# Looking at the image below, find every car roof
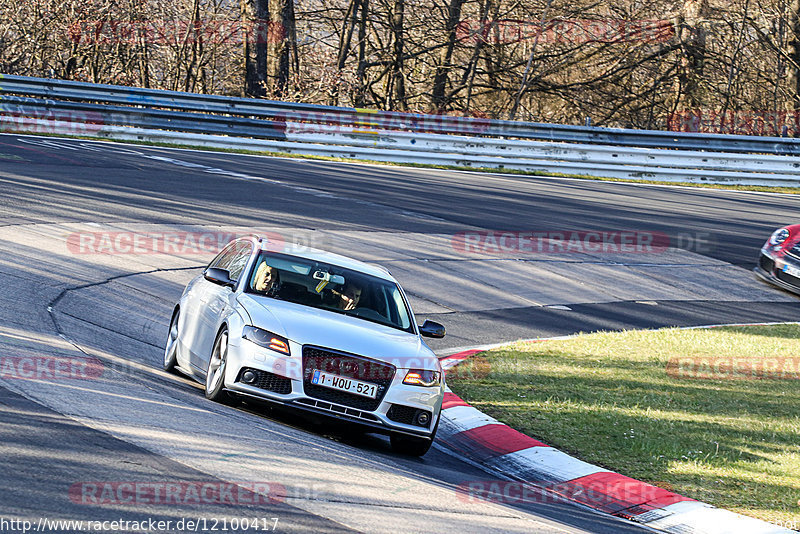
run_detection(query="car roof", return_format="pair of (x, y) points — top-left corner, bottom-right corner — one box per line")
(254, 239), (396, 282)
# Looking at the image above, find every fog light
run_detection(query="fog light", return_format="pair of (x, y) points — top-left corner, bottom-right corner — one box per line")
(242, 370), (257, 384)
(416, 411), (430, 426)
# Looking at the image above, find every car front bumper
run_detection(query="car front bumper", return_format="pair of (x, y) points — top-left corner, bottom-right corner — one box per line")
(754, 250), (800, 297)
(224, 337), (444, 439)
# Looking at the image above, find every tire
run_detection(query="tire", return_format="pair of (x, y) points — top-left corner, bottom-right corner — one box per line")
(163, 309), (180, 373)
(205, 327), (231, 403)
(390, 416), (438, 457)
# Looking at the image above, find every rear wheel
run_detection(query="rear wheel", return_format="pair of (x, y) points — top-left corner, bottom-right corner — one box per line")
(205, 327), (231, 403)
(163, 309), (180, 373)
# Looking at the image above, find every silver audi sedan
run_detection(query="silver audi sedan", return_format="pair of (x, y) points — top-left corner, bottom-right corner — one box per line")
(164, 235), (446, 455)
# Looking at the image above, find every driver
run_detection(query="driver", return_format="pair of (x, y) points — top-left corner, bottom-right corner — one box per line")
(253, 261), (280, 297)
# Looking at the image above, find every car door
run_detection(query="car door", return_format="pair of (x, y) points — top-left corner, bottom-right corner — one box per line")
(193, 239), (254, 373)
(180, 241), (237, 367)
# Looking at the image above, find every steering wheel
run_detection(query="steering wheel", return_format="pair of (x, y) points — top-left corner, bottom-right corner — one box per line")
(352, 308), (385, 321)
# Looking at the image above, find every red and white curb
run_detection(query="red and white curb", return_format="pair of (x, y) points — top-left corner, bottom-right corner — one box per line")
(435, 328), (795, 534)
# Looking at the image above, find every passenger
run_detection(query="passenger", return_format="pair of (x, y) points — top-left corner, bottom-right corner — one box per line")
(328, 282), (362, 311)
(253, 262), (280, 297)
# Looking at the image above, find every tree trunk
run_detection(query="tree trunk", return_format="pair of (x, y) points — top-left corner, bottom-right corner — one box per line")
(387, 0), (405, 110)
(184, 0), (203, 93)
(354, 0), (370, 107)
(787, 0), (800, 113)
(330, 0), (361, 105)
(268, 0), (296, 97)
(675, 0), (709, 110)
(241, 0), (268, 96)
(431, 0), (465, 112)
(462, 0), (492, 112)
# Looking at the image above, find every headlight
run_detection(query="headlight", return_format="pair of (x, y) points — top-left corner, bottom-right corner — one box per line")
(242, 326), (291, 355)
(769, 228), (790, 246)
(403, 370), (441, 387)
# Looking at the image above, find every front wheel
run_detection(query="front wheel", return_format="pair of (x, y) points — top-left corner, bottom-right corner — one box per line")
(390, 417), (438, 456)
(205, 327), (231, 403)
(164, 309), (180, 373)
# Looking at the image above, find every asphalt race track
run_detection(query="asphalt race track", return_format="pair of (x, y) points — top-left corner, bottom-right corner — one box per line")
(1, 133), (798, 533)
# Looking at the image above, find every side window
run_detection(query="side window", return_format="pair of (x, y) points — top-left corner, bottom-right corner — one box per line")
(390, 287), (411, 329)
(227, 241), (254, 282)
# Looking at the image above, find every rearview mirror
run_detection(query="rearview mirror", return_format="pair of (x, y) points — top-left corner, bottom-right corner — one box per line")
(313, 270), (345, 285)
(419, 320), (445, 338)
(204, 268), (236, 290)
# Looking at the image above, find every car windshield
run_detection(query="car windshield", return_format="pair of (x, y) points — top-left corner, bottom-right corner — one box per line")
(245, 252), (414, 333)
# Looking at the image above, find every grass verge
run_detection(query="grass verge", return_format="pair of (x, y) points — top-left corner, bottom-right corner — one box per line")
(447, 325), (800, 526)
(4, 129), (800, 194)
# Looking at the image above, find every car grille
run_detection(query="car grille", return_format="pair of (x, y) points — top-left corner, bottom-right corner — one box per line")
(302, 346), (395, 411)
(387, 404), (432, 428)
(236, 368), (292, 395)
(786, 242), (800, 260)
(294, 398), (380, 423)
(759, 254), (774, 274)
(776, 268), (800, 287)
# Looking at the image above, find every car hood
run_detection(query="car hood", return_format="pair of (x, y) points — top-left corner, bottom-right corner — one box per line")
(238, 294), (439, 370)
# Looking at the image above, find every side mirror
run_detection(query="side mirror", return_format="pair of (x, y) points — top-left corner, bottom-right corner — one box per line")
(204, 268), (236, 290)
(419, 320), (445, 338)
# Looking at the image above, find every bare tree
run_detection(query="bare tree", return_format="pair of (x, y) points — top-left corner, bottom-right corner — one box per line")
(242, 0), (268, 96)
(354, 0), (371, 106)
(329, 0), (361, 104)
(675, 0), (710, 110)
(268, 0), (298, 97)
(786, 0), (800, 112)
(3, 0), (800, 135)
(386, 0), (406, 109)
(431, 0), (465, 111)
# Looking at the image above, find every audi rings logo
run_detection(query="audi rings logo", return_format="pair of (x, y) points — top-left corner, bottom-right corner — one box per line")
(339, 360), (359, 375)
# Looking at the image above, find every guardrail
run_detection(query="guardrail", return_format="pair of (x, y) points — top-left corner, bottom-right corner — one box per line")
(2, 73), (800, 186)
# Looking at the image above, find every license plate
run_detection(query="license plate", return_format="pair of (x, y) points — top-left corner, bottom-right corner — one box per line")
(783, 263), (800, 278)
(310, 370), (378, 398)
